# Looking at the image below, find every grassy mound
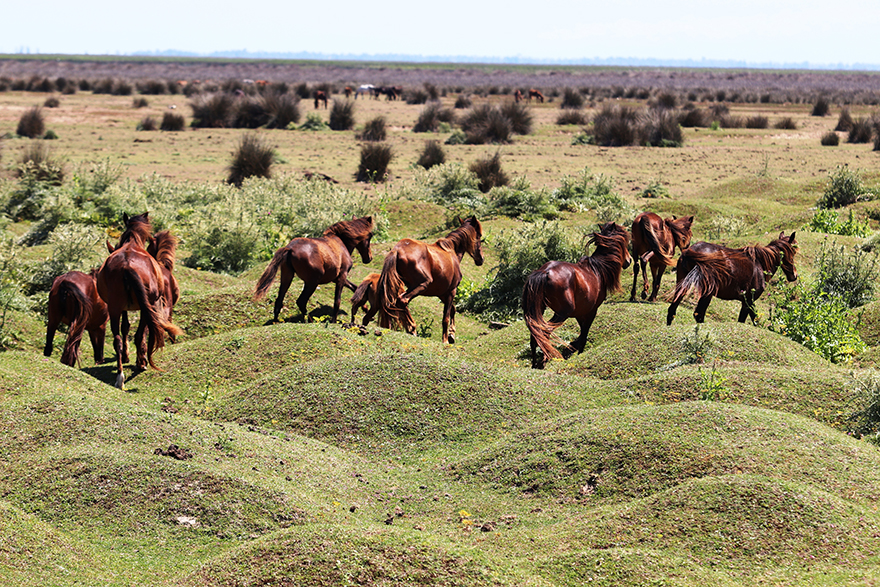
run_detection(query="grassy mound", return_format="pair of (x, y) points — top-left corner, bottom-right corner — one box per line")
(455, 402), (880, 503)
(175, 525), (508, 587)
(538, 475), (880, 580)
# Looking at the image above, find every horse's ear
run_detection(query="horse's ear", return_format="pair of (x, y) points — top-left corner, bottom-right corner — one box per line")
(685, 215), (695, 227)
(789, 231), (797, 244)
(455, 215), (463, 226)
(672, 215), (677, 220)
(122, 212), (129, 224)
(778, 231), (785, 240)
(106, 240), (114, 254)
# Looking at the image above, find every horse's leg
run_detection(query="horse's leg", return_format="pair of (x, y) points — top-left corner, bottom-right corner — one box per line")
(362, 305), (378, 326)
(641, 259), (651, 300)
(296, 281), (318, 322)
(667, 296), (681, 326)
(90, 324), (106, 364)
(545, 311), (570, 360)
(273, 266), (294, 322)
(134, 312), (148, 371)
(44, 312), (59, 357)
(331, 279), (345, 323)
(694, 296), (713, 323)
(121, 311), (131, 363)
(648, 262), (664, 302)
(629, 260), (640, 302)
(568, 310), (598, 357)
(738, 291), (759, 323)
(441, 294), (457, 344)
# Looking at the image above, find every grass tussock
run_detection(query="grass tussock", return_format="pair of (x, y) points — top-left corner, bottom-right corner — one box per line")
(416, 140), (445, 169)
(227, 133), (275, 187)
(469, 151), (509, 193)
(356, 142), (392, 182)
(328, 99), (356, 131)
(160, 111), (185, 131)
(357, 116), (387, 141)
(16, 106), (45, 138)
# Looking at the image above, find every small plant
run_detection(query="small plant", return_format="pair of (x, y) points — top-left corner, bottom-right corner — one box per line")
(297, 112), (328, 131)
(184, 224), (261, 274)
(43, 96), (60, 108)
(847, 370), (880, 439)
(699, 362), (729, 401)
(454, 94), (472, 109)
(835, 108), (854, 132)
(556, 110), (587, 125)
(137, 116), (157, 131)
(227, 133), (275, 187)
(132, 97), (149, 108)
(640, 179), (669, 198)
(560, 87), (585, 110)
(15, 142), (64, 185)
(160, 111), (185, 131)
(821, 131), (840, 146)
(818, 165), (868, 209)
(445, 129), (467, 145)
(357, 116), (386, 141)
(704, 215), (746, 240)
(848, 117), (873, 143)
(0, 236), (30, 350)
(811, 96), (830, 116)
(16, 106), (45, 138)
(328, 99), (355, 131)
(774, 117), (797, 130)
(356, 142), (393, 182)
(416, 318), (434, 338)
(469, 151), (508, 193)
(490, 176), (557, 221)
(570, 132), (593, 145)
(806, 209), (870, 237)
(815, 239), (879, 309)
(416, 140), (445, 169)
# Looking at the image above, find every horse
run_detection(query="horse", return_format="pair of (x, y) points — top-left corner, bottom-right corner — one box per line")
(528, 89), (544, 103)
(514, 89), (523, 103)
(44, 270), (108, 367)
(350, 273), (381, 326)
(356, 84), (374, 99)
(96, 212), (183, 389)
(254, 217), (374, 323)
(378, 216), (484, 344)
(666, 232), (798, 326)
(343, 86), (354, 98)
(522, 222), (632, 369)
(314, 90), (328, 109)
(630, 213), (694, 302)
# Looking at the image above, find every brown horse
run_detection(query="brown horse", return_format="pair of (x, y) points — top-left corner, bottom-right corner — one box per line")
(147, 230), (181, 342)
(528, 89), (544, 103)
(44, 270), (108, 367)
(314, 90), (328, 109)
(378, 216), (484, 344)
(522, 222), (632, 369)
(514, 89), (523, 103)
(630, 213), (694, 302)
(344, 86), (354, 98)
(666, 232), (798, 325)
(350, 273), (381, 326)
(254, 216), (374, 323)
(96, 212), (183, 389)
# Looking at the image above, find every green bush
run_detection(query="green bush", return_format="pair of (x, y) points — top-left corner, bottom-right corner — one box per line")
(407, 163), (486, 216)
(818, 165), (869, 209)
(184, 224), (261, 274)
(764, 281), (866, 363)
(847, 370), (880, 439)
(814, 239), (879, 309)
(461, 221), (586, 321)
(297, 112), (328, 131)
(806, 209), (870, 237)
(0, 235), (31, 349)
(23, 222), (106, 295)
(489, 177), (557, 221)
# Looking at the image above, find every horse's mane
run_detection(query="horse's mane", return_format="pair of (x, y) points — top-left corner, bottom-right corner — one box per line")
(665, 216), (694, 250)
(324, 216), (373, 242)
(118, 213), (153, 248)
(744, 237), (797, 274)
(435, 217), (481, 255)
(579, 224), (630, 295)
(148, 230), (179, 271)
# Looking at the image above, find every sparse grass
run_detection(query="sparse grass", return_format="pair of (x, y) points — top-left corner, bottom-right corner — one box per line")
(822, 131), (840, 146)
(357, 116), (386, 141)
(136, 115), (157, 131)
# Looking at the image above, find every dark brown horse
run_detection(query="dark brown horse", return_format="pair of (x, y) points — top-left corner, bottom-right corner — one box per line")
(378, 216), (484, 344)
(528, 89), (544, 103)
(96, 212), (183, 389)
(44, 270), (108, 367)
(514, 89), (523, 103)
(630, 213), (694, 302)
(522, 222), (632, 369)
(666, 232), (798, 325)
(255, 216), (374, 323)
(314, 90), (328, 109)
(147, 230), (181, 342)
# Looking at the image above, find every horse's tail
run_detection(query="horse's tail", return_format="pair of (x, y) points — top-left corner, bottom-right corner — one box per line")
(521, 270), (568, 361)
(254, 246), (291, 300)
(123, 268), (183, 370)
(637, 215), (674, 266)
(59, 281), (92, 367)
(666, 249), (723, 303)
(377, 252), (407, 329)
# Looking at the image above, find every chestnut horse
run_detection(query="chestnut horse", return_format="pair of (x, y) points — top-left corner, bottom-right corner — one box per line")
(514, 89), (523, 103)
(378, 216), (484, 344)
(666, 232), (798, 325)
(44, 270), (108, 367)
(148, 230), (181, 342)
(314, 90), (328, 109)
(528, 89), (544, 103)
(96, 212), (183, 389)
(350, 273), (381, 326)
(255, 216), (374, 323)
(522, 222), (632, 369)
(630, 213), (694, 302)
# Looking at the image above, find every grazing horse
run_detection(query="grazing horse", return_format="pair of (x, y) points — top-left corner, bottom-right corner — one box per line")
(350, 273), (381, 326)
(44, 270), (108, 367)
(254, 217), (374, 323)
(630, 213), (694, 302)
(378, 216), (484, 344)
(96, 212), (183, 389)
(522, 222), (632, 369)
(344, 86), (354, 98)
(666, 232), (798, 326)
(314, 90), (328, 109)
(356, 84), (374, 99)
(514, 89), (523, 103)
(528, 89), (544, 103)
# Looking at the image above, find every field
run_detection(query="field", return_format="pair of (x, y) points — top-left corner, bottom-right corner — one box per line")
(3, 57), (880, 586)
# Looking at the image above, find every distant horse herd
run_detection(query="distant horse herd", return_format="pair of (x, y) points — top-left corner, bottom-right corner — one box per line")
(45, 211), (798, 381)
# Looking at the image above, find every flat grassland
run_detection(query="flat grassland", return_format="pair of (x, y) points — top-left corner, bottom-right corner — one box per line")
(3, 57), (880, 586)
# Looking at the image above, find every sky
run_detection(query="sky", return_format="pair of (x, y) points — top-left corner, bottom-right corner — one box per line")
(3, 0), (879, 68)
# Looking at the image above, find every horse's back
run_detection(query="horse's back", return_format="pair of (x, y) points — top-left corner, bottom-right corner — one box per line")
(286, 236), (349, 282)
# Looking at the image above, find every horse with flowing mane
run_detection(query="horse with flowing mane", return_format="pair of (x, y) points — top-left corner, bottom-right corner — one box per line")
(96, 212), (183, 389)
(378, 216), (483, 344)
(666, 232), (798, 325)
(528, 89), (544, 103)
(254, 217), (374, 323)
(522, 222), (632, 368)
(630, 213), (694, 302)
(44, 270), (108, 367)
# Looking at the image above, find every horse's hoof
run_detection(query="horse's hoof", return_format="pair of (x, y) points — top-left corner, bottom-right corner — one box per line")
(115, 373), (125, 389)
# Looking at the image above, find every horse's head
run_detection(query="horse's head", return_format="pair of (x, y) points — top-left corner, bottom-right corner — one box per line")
(119, 212), (153, 248)
(356, 216), (375, 264)
(329, 216), (374, 263)
(667, 215), (695, 250)
(463, 216), (484, 266)
(776, 231), (798, 282)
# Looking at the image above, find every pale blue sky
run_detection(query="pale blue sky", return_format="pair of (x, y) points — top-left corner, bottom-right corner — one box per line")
(3, 0), (879, 67)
